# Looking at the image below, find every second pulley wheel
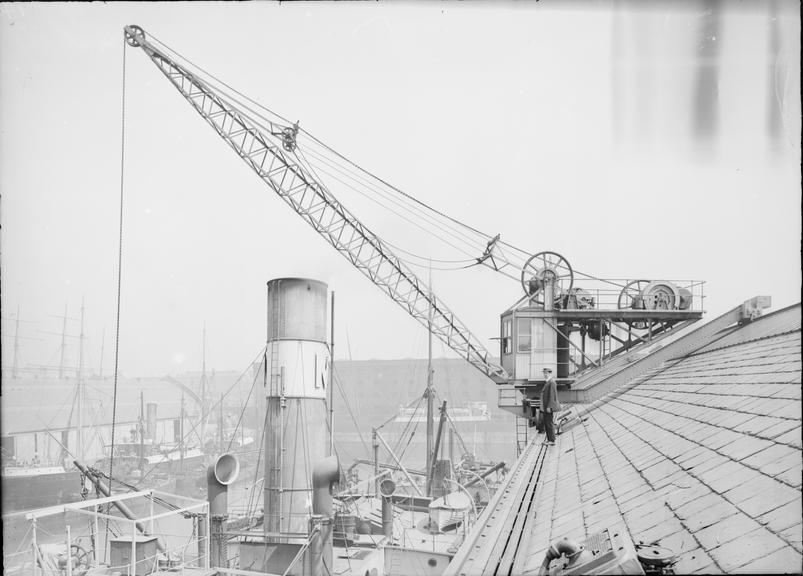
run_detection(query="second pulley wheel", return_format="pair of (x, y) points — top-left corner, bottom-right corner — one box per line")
(521, 251), (573, 304)
(617, 279), (650, 329)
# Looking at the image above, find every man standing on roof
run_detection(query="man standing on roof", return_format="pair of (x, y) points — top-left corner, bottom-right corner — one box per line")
(540, 368), (561, 446)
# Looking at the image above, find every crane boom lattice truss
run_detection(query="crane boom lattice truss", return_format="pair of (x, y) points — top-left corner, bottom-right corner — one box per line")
(124, 26), (508, 384)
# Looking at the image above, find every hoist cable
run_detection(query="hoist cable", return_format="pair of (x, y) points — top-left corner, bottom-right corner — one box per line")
(147, 34), (495, 254)
(299, 126), (499, 244)
(149, 36), (488, 271)
(296, 148), (478, 261)
(148, 34), (290, 128)
(379, 243), (477, 268)
(146, 32), (625, 290)
(296, 136), (491, 253)
(298, 142), (489, 257)
(293, 145), (470, 271)
(332, 367), (371, 458)
(225, 351), (264, 453)
(394, 399), (423, 461)
(294, 154), (483, 262)
(106, 33), (127, 559)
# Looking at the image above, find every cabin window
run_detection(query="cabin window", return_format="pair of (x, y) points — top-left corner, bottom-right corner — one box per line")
(503, 319), (513, 355)
(517, 318), (531, 353)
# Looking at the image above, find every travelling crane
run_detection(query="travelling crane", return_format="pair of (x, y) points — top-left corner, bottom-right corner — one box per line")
(123, 26), (705, 420)
(123, 25), (511, 384)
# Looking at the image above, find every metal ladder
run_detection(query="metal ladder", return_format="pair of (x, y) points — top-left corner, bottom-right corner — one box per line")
(268, 284), (281, 396)
(267, 282), (284, 532)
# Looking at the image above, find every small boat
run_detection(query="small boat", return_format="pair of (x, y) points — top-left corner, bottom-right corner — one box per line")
(428, 490), (474, 532)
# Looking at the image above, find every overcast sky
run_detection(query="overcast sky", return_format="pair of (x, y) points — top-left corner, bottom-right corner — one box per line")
(1, 1), (800, 378)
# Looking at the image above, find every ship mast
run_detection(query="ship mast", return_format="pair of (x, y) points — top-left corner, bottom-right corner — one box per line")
(77, 298), (86, 463)
(328, 291), (335, 457)
(99, 326), (105, 379)
(425, 265), (435, 493)
(218, 393), (224, 455)
(139, 389), (145, 475)
(201, 324), (208, 445)
(180, 392), (185, 472)
(11, 306), (21, 379)
(59, 302), (68, 379)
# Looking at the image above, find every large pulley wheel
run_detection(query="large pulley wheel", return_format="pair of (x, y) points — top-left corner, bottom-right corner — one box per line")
(521, 252), (573, 304)
(124, 25), (146, 47)
(617, 279), (650, 329)
(641, 281), (681, 311)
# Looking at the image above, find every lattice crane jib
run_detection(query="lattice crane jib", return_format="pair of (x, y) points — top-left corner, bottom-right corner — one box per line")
(123, 25), (509, 384)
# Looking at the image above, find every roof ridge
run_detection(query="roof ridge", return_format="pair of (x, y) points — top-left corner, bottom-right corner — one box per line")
(682, 327), (801, 359)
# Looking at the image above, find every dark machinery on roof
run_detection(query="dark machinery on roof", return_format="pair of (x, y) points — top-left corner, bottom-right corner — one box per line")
(503, 251), (703, 449)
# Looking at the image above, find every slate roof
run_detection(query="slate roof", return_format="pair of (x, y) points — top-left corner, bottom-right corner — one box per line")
(522, 303), (802, 574)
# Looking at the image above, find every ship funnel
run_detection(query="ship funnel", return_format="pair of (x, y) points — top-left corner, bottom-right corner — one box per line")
(207, 453), (239, 515)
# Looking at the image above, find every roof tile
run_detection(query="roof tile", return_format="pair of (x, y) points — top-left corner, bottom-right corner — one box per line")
(684, 501), (741, 532)
(703, 429), (747, 451)
(759, 418), (800, 440)
(673, 545), (715, 574)
(775, 466), (803, 488)
(707, 527), (788, 572)
(774, 427), (803, 449)
(732, 546), (803, 574)
(641, 459), (682, 486)
(742, 444), (800, 470)
(674, 492), (725, 519)
(656, 527), (699, 555)
(723, 474), (792, 507)
(758, 499), (803, 534)
(652, 469), (697, 492)
(664, 481), (712, 510)
(586, 513), (624, 535)
(762, 452), (802, 478)
(775, 403), (803, 420)
(699, 462), (763, 495)
(717, 436), (775, 461)
(613, 479), (653, 504)
(733, 414), (787, 435)
(736, 483), (800, 518)
(633, 516), (686, 545)
(779, 522), (802, 550)
(624, 500), (671, 532)
(691, 562), (724, 574)
(684, 452), (731, 475)
(676, 444), (716, 466)
(694, 513), (763, 550)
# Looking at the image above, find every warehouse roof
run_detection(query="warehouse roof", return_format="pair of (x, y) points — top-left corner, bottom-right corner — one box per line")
(521, 303), (802, 574)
